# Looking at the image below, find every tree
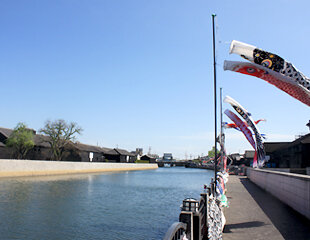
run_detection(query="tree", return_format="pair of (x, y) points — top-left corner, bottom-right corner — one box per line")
(208, 146), (216, 158)
(6, 123), (35, 159)
(39, 119), (82, 161)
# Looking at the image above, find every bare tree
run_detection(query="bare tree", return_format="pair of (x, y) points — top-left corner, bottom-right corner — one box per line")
(39, 119), (82, 161)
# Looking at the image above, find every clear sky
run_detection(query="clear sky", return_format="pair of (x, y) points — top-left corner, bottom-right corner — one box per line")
(1, 0), (309, 159)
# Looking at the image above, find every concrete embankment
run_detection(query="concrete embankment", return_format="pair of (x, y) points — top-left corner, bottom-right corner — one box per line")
(0, 159), (158, 178)
(247, 168), (310, 220)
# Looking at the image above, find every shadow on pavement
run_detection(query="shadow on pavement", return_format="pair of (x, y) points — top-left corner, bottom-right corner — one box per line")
(240, 177), (310, 240)
(223, 221), (265, 233)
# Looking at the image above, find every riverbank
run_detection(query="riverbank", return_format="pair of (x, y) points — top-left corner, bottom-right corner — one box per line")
(0, 159), (158, 178)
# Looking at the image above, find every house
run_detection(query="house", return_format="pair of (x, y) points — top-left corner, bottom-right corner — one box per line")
(0, 127), (70, 160)
(264, 142), (290, 168)
(229, 152), (250, 166)
(229, 153), (241, 165)
(0, 127), (14, 159)
(27, 134), (54, 160)
(68, 142), (103, 162)
(0, 127), (13, 143)
(264, 133), (310, 168)
(114, 148), (136, 163)
(0, 128), (11, 159)
(140, 154), (157, 163)
(100, 148), (118, 162)
(0, 142), (10, 159)
(0, 127), (54, 160)
(0, 126), (138, 163)
(244, 150), (255, 167)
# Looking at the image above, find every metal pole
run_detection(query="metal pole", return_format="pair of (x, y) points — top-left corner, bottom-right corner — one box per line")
(212, 14), (217, 184)
(220, 87), (223, 170)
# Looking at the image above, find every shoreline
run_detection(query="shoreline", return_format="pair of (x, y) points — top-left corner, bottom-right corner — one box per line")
(0, 159), (158, 178)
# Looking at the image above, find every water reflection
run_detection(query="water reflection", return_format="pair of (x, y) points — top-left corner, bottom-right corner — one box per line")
(0, 168), (212, 240)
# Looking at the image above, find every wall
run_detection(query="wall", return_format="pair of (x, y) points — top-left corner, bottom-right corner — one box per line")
(247, 168), (310, 219)
(27, 147), (51, 161)
(0, 159), (158, 178)
(0, 146), (11, 159)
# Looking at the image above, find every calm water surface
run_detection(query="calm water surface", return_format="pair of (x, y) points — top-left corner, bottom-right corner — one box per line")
(0, 167), (213, 240)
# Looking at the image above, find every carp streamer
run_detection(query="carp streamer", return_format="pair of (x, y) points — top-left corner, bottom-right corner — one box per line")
(224, 40), (310, 106)
(224, 96), (265, 167)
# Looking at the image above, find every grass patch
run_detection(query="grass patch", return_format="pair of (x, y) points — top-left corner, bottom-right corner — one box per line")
(135, 160), (150, 164)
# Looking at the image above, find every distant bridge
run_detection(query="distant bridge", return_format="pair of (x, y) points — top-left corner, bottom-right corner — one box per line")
(157, 161), (187, 167)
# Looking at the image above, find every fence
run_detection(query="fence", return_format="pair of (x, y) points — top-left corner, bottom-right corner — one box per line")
(163, 181), (223, 240)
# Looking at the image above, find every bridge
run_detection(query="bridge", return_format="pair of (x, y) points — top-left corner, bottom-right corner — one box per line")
(157, 161), (187, 167)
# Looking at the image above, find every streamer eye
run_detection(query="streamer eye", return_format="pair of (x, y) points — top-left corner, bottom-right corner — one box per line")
(246, 67), (256, 73)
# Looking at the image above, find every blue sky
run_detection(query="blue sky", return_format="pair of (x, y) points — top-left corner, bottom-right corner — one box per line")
(1, 0), (309, 159)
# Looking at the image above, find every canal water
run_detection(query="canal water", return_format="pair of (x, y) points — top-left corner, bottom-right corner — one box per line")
(0, 167), (213, 240)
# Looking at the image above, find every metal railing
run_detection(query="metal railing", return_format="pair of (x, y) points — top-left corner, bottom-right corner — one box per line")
(163, 222), (187, 240)
(163, 180), (223, 240)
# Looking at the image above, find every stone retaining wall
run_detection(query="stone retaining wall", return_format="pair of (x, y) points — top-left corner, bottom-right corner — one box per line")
(0, 159), (158, 178)
(247, 168), (310, 219)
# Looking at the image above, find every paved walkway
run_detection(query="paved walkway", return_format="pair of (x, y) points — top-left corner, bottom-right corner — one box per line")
(222, 176), (310, 240)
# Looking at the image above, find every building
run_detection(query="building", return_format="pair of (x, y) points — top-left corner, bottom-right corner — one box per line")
(0, 127), (15, 159)
(140, 154), (157, 163)
(69, 142), (104, 162)
(243, 150), (255, 167)
(114, 148), (136, 163)
(0, 126), (136, 163)
(229, 152), (250, 166)
(264, 133), (310, 168)
(163, 153), (173, 161)
(0, 142), (10, 159)
(0, 127), (52, 159)
(135, 148), (143, 156)
(27, 134), (55, 160)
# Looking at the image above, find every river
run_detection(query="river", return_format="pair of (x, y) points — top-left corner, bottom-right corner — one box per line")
(0, 167), (213, 240)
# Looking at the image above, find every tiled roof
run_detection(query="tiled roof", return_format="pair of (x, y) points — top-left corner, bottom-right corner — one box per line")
(115, 148), (136, 156)
(73, 142), (102, 152)
(0, 127), (13, 138)
(104, 148), (118, 155)
(33, 135), (51, 148)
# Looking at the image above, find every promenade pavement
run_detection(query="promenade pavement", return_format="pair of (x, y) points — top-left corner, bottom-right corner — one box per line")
(222, 175), (310, 240)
